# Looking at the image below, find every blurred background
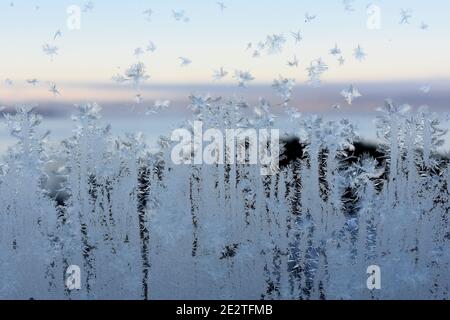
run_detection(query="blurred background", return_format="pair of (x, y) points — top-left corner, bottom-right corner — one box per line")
(0, 0), (449, 151)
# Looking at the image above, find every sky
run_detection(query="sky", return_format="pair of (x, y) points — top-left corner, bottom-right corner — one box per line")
(0, 0), (449, 105)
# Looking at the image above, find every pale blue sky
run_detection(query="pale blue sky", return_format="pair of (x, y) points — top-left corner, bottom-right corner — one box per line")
(0, 0), (449, 101)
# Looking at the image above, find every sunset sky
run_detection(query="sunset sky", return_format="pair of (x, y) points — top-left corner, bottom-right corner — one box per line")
(0, 0), (449, 105)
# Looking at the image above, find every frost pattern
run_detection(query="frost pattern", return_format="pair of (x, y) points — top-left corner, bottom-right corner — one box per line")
(0, 98), (450, 300)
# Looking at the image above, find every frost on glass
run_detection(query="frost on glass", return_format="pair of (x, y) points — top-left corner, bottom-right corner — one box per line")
(0, 98), (449, 300)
